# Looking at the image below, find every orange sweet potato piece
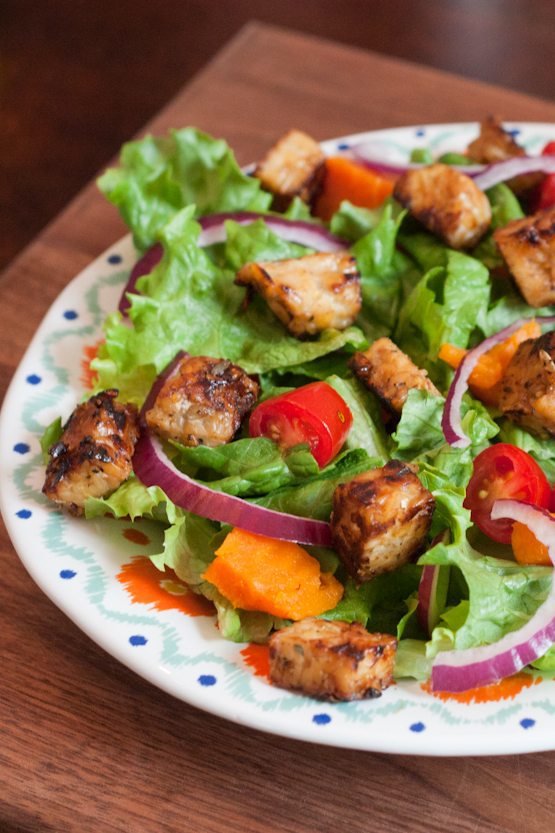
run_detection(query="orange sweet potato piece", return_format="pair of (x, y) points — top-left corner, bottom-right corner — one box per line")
(313, 156), (394, 222)
(439, 319), (541, 406)
(203, 528), (343, 620)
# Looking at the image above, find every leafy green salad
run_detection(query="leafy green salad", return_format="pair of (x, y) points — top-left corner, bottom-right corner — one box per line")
(42, 126), (555, 688)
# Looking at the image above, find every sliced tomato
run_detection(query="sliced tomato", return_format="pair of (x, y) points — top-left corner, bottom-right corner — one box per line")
(534, 141), (555, 210)
(464, 444), (551, 544)
(249, 381), (352, 468)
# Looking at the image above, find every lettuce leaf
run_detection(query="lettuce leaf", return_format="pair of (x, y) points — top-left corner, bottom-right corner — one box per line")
(392, 389), (498, 488)
(97, 127), (272, 250)
(170, 438), (320, 498)
(394, 250), (490, 381)
(418, 479), (553, 656)
(93, 208), (366, 403)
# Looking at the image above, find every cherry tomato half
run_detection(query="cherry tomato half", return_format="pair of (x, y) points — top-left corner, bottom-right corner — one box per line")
(535, 141), (555, 210)
(249, 381), (353, 468)
(464, 444), (551, 544)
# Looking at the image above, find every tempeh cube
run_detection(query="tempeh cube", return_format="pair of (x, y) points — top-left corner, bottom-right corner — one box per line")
(268, 617), (397, 701)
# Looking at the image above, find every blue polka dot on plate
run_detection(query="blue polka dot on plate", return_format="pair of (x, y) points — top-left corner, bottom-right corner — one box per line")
(107, 253), (122, 264)
(63, 309), (78, 320)
(60, 569), (77, 580)
(415, 128), (426, 137)
(198, 674), (217, 687)
(312, 713), (332, 726)
(26, 373), (42, 385)
(520, 717), (535, 730)
(129, 635), (148, 646)
(409, 721), (426, 733)
(13, 442), (30, 454)
(16, 509), (32, 519)
(337, 142), (351, 151)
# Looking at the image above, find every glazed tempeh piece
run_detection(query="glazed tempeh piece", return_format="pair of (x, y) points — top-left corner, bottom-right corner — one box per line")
(268, 618), (397, 701)
(43, 389), (139, 515)
(493, 206), (555, 308)
(466, 114), (541, 193)
(235, 251), (361, 337)
(145, 354), (259, 447)
(350, 337), (439, 415)
(331, 460), (435, 582)
(393, 163), (491, 249)
(499, 331), (555, 438)
(254, 129), (326, 210)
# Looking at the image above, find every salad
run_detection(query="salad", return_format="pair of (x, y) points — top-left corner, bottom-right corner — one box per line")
(40, 119), (555, 702)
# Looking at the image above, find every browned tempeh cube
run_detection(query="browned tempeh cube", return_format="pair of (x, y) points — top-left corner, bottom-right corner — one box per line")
(268, 617), (397, 701)
(350, 337), (439, 416)
(254, 129), (326, 210)
(145, 354), (259, 447)
(499, 330), (555, 439)
(493, 206), (555, 308)
(235, 251), (361, 337)
(331, 460), (435, 582)
(43, 389), (139, 515)
(393, 163), (491, 249)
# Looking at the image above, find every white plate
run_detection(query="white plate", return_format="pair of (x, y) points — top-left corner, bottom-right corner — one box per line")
(3, 122), (555, 756)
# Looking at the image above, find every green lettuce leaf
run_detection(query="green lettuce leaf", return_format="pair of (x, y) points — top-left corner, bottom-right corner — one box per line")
(498, 421), (555, 482)
(254, 447), (376, 520)
(394, 250), (490, 381)
(392, 389), (498, 487)
(170, 438), (320, 498)
(93, 208), (366, 403)
(352, 203), (421, 341)
(326, 374), (389, 463)
(418, 482), (552, 655)
(97, 127), (272, 250)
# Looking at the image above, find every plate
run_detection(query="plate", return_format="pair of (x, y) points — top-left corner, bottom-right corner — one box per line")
(2, 122), (555, 756)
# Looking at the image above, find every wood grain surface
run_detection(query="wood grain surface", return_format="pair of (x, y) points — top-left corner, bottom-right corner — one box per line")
(2, 23), (555, 833)
(2, 0), (555, 271)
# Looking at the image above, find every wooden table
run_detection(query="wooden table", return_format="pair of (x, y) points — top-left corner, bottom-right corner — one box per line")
(2, 23), (555, 833)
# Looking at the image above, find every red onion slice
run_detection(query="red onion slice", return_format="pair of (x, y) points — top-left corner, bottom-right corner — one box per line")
(352, 142), (555, 190)
(417, 531), (450, 637)
(118, 212), (348, 316)
(351, 140), (484, 178)
(473, 155), (555, 192)
(431, 499), (555, 692)
(442, 315), (555, 448)
(132, 351), (333, 546)
(132, 430), (333, 546)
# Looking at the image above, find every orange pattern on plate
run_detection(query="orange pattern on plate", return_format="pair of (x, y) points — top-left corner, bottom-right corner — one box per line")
(123, 528), (150, 546)
(80, 340), (104, 389)
(240, 643), (270, 679)
(421, 672), (542, 704)
(117, 556), (215, 617)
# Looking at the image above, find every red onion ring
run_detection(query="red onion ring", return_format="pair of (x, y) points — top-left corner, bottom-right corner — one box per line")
(351, 140), (484, 178)
(118, 212), (348, 316)
(472, 155), (555, 192)
(132, 352), (333, 546)
(442, 316), (555, 448)
(133, 431), (333, 546)
(431, 499), (555, 692)
(417, 531), (450, 637)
